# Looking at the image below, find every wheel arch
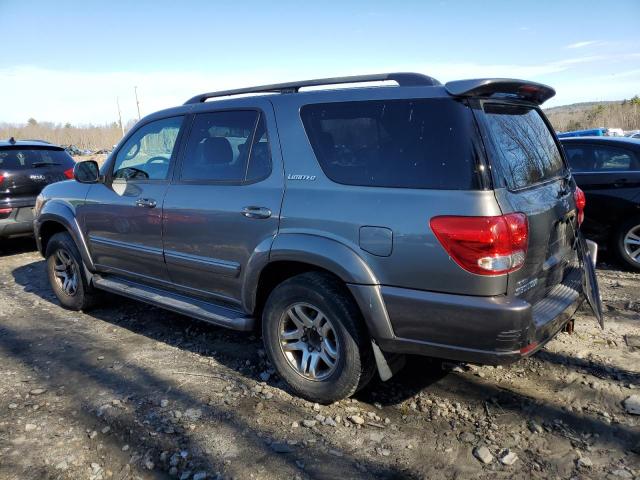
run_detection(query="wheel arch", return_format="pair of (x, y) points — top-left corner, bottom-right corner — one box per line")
(243, 233), (393, 340)
(36, 201), (95, 271)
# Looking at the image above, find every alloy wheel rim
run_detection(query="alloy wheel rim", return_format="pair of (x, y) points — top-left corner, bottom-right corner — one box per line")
(623, 224), (640, 265)
(53, 249), (79, 296)
(278, 303), (340, 381)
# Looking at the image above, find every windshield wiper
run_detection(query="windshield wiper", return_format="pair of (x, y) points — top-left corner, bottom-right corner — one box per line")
(32, 162), (61, 167)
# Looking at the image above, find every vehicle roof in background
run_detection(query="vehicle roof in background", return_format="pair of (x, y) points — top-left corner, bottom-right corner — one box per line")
(0, 138), (64, 150)
(559, 136), (640, 148)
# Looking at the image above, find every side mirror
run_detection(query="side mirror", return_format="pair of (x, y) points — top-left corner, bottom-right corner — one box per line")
(73, 160), (100, 183)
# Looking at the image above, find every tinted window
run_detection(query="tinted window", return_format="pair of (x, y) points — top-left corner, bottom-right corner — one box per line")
(483, 104), (565, 190)
(301, 99), (480, 189)
(564, 144), (639, 172)
(0, 147), (74, 169)
(181, 111), (271, 182)
(113, 116), (183, 180)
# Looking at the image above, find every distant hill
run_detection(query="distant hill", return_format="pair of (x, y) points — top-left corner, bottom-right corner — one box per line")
(544, 100), (620, 115)
(544, 97), (640, 132)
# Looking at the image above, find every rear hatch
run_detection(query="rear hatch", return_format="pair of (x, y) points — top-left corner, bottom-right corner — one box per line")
(473, 101), (580, 305)
(0, 146), (75, 206)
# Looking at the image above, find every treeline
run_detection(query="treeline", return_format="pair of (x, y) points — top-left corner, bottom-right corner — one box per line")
(546, 97), (640, 132)
(0, 118), (135, 150)
(3, 98), (640, 149)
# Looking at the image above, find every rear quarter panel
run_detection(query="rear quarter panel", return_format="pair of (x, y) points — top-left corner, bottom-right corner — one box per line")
(271, 89), (507, 296)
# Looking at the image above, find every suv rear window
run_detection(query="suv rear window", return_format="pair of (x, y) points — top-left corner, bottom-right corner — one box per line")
(482, 104), (565, 190)
(301, 99), (480, 189)
(0, 147), (74, 170)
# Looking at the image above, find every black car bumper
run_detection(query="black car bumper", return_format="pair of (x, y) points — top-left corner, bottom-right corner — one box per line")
(0, 206), (35, 238)
(352, 268), (584, 365)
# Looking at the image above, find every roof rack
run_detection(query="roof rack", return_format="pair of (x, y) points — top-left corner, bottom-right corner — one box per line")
(184, 72), (441, 104)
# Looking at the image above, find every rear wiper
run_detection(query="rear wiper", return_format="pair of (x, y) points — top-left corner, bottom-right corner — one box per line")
(32, 162), (61, 167)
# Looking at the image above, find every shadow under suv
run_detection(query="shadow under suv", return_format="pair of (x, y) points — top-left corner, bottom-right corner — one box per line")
(34, 73), (602, 403)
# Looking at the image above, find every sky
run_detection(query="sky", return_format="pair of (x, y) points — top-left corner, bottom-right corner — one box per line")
(0, 0), (639, 125)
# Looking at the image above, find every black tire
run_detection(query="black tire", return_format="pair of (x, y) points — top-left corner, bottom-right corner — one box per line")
(612, 217), (640, 272)
(45, 232), (99, 310)
(262, 271), (375, 403)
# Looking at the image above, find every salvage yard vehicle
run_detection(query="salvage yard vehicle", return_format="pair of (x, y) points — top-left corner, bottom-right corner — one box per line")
(0, 138), (75, 241)
(561, 136), (640, 271)
(34, 73), (602, 403)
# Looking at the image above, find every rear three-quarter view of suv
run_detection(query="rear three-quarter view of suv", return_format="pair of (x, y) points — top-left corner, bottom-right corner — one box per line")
(0, 138), (75, 241)
(34, 73), (602, 403)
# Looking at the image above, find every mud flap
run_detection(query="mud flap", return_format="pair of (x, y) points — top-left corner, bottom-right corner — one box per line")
(577, 232), (604, 328)
(371, 341), (406, 381)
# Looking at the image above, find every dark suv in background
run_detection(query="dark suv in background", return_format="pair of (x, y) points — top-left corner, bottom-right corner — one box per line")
(0, 138), (75, 241)
(34, 73), (601, 403)
(561, 136), (640, 270)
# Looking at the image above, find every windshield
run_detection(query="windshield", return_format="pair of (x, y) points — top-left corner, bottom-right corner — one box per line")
(481, 104), (566, 190)
(0, 147), (74, 169)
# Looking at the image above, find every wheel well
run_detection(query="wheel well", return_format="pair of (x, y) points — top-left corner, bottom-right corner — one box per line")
(254, 261), (347, 320)
(39, 221), (69, 255)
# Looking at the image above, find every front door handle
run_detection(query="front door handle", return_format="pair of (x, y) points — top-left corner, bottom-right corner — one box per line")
(241, 206), (272, 219)
(135, 198), (157, 208)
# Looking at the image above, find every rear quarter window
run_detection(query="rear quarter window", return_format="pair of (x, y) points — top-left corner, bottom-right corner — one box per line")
(481, 104), (566, 190)
(300, 98), (481, 189)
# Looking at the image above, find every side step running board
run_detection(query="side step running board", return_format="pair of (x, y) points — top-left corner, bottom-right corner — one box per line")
(92, 274), (255, 331)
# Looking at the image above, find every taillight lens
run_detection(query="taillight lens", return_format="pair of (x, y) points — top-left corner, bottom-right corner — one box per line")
(574, 187), (586, 226)
(0, 207), (11, 219)
(430, 213), (529, 275)
(64, 167), (74, 179)
(0, 174), (4, 185)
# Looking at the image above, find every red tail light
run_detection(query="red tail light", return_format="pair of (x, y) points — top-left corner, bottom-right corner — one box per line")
(0, 207), (11, 219)
(0, 174), (4, 185)
(430, 213), (529, 275)
(574, 187), (586, 226)
(64, 167), (74, 179)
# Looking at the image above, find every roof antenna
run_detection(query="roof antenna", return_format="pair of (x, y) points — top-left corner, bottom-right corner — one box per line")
(9, 137), (16, 144)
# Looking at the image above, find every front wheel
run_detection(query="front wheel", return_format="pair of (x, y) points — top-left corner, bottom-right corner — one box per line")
(613, 217), (640, 272)
(262, 272), (375, 403)
(46, 232), (99, 310)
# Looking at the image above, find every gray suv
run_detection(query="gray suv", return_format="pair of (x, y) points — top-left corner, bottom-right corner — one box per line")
(34, 73), (602, 403)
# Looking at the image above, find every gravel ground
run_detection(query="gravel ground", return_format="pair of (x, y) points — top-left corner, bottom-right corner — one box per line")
(0, 239), (638, 480)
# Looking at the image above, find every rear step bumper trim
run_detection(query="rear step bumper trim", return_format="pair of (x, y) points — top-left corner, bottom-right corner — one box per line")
(375, 276), (584, 365)
(92, 274), (255, 331)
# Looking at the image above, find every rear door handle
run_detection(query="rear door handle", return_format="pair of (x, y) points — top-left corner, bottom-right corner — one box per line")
(241, 206), (272, 219)
(613, 178), (628, 187)
(135, 198), (157, 208)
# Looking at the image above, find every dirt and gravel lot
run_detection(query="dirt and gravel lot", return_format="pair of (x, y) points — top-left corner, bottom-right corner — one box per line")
(0, 239), (638, 480)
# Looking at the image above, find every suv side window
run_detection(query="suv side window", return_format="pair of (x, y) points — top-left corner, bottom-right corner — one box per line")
(112, 116), (183, 180)
(301, 99), (480, 189)
(565, 144), (639, 172)
(180, 110), (271, 183)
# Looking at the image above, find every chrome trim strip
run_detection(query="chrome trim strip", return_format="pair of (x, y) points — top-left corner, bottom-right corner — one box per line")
(164, 249), (241, 277)
(88, 235), (164, 257)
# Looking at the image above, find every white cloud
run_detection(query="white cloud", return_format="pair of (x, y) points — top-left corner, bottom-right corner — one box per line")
(1, 54), (638, 124)
(565, 40), (602, 49)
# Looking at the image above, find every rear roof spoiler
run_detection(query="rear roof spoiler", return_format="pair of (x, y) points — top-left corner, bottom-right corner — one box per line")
(445, 78), (555, 105)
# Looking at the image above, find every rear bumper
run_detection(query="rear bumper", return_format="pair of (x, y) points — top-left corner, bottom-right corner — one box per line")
(350, 268), (583, 365)
(0, 206), (35, 238)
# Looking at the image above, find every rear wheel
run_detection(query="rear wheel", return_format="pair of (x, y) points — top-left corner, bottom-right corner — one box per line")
(262, 272), (375, 403)
(613, 217), (640, 272)
(46, 232), (99, 310)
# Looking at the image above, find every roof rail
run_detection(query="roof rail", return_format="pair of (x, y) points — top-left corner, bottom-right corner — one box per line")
(184, 72), (441, 104)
